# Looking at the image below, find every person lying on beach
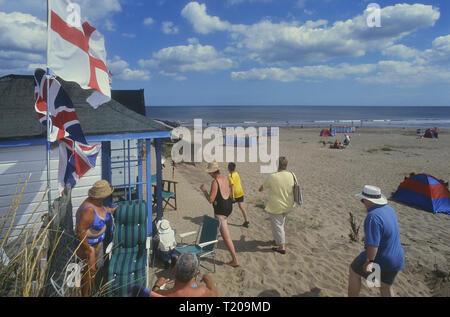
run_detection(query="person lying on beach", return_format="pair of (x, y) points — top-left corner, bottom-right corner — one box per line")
(348, 185), (404, 297)
(75, 180), (118, 297)
(151, 251), (218, 297)
(228, 162), (250, 228)
(330, 140), (344, 149)
(200, 162), (240, 267)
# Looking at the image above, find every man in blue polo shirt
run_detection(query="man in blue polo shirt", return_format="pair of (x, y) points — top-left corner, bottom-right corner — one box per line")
(348, 185), (405, 297)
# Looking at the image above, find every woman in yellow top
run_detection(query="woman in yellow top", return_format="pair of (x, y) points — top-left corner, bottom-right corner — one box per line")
(228, 163), (250, 228)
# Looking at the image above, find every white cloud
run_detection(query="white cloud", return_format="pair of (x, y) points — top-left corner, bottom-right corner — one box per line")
(232, 63), (376, 82)
(104, 19), (116, 31)
(382, 44), (421, 60)
(0, 12), (46, 53)
(231, 57), (450, 86)
(108, 56), (150, 81)
(226, 0), (273, 5)
(295, 0), (307, 9)
(138, 40), (234, 76)
(161, 21), (179, 35)
(231, 30), (450, 86)
(76, 0), (122, 23)
(182, 2), (440, 64)
(181, 2), (231, 35)
(0, 11), (46, 75)
(0, 0), (122, 23)
(357, 60), (450, 85)
(122, 33), (136, 38)
(143, 17), (155, 26)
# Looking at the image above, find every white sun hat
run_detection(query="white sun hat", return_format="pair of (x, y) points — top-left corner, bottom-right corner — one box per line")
(355, 185), (388, 205)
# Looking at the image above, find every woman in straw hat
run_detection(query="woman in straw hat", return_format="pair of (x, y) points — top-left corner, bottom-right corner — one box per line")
(75, 180), (118, 296)
(200, 162), (239, 268)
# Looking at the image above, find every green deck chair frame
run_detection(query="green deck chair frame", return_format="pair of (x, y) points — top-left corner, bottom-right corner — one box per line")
(175, 215), (220, 273)
(151, 174), (178, 214)
(107, 200), (149, 297)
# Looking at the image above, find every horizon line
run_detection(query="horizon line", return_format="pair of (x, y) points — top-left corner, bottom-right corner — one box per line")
(145, 105), (450, 108)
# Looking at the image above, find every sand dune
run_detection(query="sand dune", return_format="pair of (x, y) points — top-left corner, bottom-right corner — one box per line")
(152, 128), (450, 297)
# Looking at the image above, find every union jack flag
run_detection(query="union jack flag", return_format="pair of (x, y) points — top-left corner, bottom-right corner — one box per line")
(34, 68), (101, 193)
(58, 139), (101, 192)
(34, 68), (85, 143)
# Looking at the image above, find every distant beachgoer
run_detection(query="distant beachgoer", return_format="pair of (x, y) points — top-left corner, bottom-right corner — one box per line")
(416, 129), (422, 138)
(152, 252), (218, 297)
(228, 162), (250, 228)
(200, 162), (239, 267)
(259, 157), (295, 255)
(75, 180), (118, 297)
(343, 135), (350, 147)
(331, 140), (343, 149)
(348, 185), (405, 297)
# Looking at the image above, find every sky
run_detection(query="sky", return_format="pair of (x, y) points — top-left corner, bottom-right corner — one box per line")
(0, 0), (449, 107)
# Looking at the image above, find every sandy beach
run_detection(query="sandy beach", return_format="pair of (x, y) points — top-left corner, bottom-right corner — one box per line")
(152, 127), (450, 297)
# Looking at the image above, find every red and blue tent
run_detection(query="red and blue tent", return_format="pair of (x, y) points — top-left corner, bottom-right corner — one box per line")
(392, 174), (450, 214)
(320, 129), (335, 137)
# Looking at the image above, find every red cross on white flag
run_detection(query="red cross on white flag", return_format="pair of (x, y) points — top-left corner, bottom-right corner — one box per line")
(48, 0), (111, 109)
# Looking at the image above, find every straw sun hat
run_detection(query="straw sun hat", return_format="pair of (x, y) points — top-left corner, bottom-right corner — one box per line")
(204, 162), (220, 173)
(355, 185), (388, 205)
(88, 180), (114, 199)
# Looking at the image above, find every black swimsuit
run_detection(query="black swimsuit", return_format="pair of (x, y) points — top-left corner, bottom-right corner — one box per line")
(213, 180), (232, 217)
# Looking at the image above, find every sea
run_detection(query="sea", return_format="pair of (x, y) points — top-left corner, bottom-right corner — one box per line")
(146, 106), (450, 129)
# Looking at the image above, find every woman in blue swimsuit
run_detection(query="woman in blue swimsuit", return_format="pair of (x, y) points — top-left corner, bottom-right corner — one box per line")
(75, 180), (117, 297)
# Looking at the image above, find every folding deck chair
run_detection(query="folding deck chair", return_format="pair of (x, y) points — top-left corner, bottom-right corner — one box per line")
(151, 174), (178, 213)
(174, 215), (220, 273)
(107, 200), (150, 297)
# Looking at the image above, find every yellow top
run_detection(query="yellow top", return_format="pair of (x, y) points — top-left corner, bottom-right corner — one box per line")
(228, 171), (244, 199)
(263, 171), (295, 215)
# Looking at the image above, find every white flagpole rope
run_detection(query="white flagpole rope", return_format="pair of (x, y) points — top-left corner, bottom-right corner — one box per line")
(46, 0), (52, 212)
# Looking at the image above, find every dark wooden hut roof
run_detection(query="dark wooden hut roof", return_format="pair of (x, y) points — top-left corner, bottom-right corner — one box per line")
(111, 89), (146, 116)
(0, 74), (170, 141)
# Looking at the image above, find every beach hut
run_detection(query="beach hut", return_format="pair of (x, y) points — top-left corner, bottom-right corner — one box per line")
(0, 74), (172, 242)
(392, 173), (450, 214)
(424, 128), (438, 139)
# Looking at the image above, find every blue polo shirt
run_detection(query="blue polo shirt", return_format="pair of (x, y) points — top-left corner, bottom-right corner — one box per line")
(358, 204), (405, 272)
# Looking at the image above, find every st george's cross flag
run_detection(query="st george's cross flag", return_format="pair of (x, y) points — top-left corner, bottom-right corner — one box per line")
(48, 0), (111, 108)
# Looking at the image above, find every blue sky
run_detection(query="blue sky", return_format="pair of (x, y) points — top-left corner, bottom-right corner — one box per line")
(1, 0), (449, 106)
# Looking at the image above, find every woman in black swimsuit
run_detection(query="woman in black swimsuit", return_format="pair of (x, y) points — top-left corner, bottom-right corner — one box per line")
(200, 162), (239, 267)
